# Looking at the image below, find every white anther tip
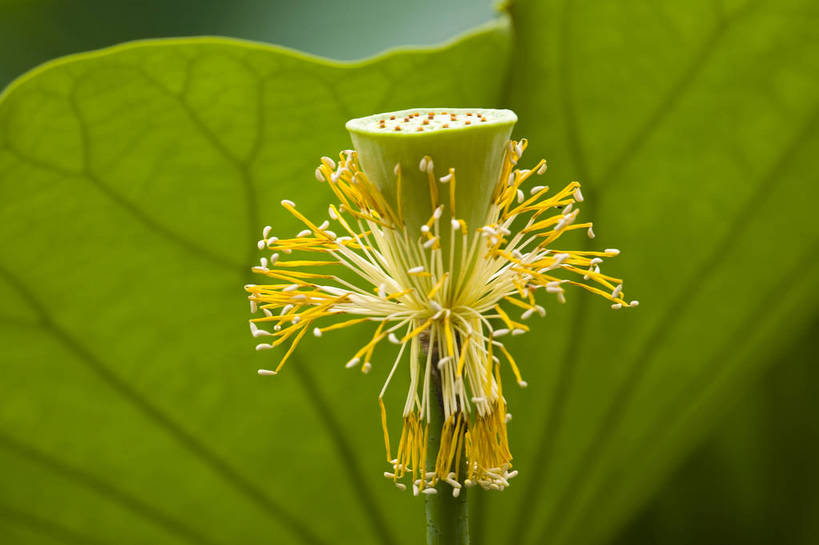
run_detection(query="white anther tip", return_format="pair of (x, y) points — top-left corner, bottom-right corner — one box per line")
(257, 369), (277, 376)
(518, 380), (528, 388)
(313, 327), (322, 337)
(573, 187), (584, 202)
(281, 199), (295, 207)
(346, 357), (360, 369)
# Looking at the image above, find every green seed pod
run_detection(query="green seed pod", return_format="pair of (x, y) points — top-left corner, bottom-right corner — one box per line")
(346, 108), (517, 235)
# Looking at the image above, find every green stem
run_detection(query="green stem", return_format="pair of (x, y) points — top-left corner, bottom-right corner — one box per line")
(425, 368), (469, 545)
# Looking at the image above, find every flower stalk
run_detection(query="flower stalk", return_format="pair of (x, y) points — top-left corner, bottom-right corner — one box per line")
(425, 354), (470, 545)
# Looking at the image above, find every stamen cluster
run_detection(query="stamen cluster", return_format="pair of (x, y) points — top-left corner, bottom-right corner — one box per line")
(246, 138), (635, 495)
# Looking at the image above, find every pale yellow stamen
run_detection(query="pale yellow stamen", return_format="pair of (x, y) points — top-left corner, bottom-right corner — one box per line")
(247, 138), (633, 493)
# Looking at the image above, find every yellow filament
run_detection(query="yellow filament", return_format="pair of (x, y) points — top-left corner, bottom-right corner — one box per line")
(379, 398), (392, 463)
(401, 317), (433, 343)
(317, 317), (371, 333)
(281, 202), (334, 240)
(273, 326), (309, 373)
(427, 272), (449, 299)
(444, 314), (455, 358)
(456, 339), (469, 377)
(496, 342), (524, 385)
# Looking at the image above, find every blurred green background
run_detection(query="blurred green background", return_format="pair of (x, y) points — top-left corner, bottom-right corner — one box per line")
(1, 1), (817, 544)
(0, 0), (495, 88)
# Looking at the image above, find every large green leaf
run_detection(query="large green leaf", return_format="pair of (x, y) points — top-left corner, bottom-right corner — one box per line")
(1, 1), (818, 544)
(0, 23), (511, 544)
(490, 0), (819, 544)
